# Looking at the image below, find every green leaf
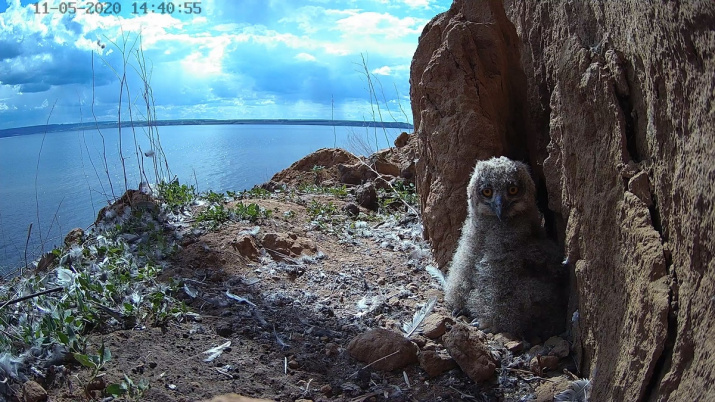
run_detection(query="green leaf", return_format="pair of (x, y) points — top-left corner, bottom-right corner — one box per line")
(105, 383), (126, 396)
(73, 353), (96, 369)
(57, 332), (69, 345)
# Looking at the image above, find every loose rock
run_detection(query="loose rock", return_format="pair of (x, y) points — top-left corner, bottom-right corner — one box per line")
(347, 328), (418, 371)
(418, 349), (458, 377)
(442, 323), (496, 383)
(231, 235), (260, 261)
(530, 355), (560, 375)
(544, 336), (570, 358)
(355, 182), (378, 211)
(394, 132), (410, 148)
(22, 381), (47, 402)
(421, 313), (455, 339)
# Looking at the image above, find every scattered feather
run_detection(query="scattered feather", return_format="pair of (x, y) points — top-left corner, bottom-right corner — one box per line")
(56, 267), (77, 286)
(274, 325), (290, 349)
(401, 297), (437, 337)
(356, 296), (371, 311)
(425, 265), (445, 288)
(225, 290), (256, 307)
(238, 226), (261, 237)
(0, 353), (23, 379)
(555, 378), (592, 402)
(202, 341), (231, 362)
(183, 284), (198, 298)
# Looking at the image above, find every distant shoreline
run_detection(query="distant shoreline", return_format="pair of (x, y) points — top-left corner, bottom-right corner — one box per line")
(0, 119), (414, 138)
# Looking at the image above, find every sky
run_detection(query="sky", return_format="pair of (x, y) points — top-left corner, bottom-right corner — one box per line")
(0, 0), (451, 130)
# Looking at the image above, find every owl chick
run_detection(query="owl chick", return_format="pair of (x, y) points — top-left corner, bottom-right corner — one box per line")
(444, 156), (568, 340)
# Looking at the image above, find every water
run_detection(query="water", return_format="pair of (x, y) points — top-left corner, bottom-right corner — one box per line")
(0, 124), (402, 274)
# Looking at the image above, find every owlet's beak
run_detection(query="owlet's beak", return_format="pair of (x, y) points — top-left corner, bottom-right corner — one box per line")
(490, 194), (503, 221)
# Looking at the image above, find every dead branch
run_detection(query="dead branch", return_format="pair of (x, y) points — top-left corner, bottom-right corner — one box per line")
(0, 286), (63, 311)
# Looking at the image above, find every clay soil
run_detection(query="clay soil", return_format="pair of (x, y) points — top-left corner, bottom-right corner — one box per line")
(39, 192), (536, 402)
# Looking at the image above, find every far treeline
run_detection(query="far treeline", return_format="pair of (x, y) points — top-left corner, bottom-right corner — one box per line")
(0, 119), (415, 138)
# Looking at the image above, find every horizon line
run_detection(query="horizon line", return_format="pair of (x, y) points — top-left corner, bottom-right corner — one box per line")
(0, 118), (414, 137)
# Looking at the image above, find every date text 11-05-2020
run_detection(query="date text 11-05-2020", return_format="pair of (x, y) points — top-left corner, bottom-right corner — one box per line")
(32, 2), (203, 15)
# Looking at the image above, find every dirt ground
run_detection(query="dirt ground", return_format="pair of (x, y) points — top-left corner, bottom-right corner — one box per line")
(29, 190), (567, 402)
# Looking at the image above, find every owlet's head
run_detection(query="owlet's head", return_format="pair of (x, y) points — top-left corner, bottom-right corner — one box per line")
(466, 156), (536, 221)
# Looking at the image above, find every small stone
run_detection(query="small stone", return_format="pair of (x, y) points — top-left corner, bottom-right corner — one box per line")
(343, 203), (360, 217)
(533, 375), (573, 402)
(231, 235), (260, 261)
(261, 232), (316, 260)
(544, 336), (570, 358)
(320, 384), (333, 396)
(409, 334), (428, 348)
(288, 359), (300, 369)
(493, 332), (518, 344)
(422, 313), (455, 339)
(530, 355), (560, 375)
(325, 342), (340, 357)
(418, 349), (458, 377)
(22, 381), (47, 402)
(355, 182), (378, 211)
(347, 328), (419, 371)
(505, 340), (524, 353)
(443, 323), (497, 383)
(394, 132), (410, 148)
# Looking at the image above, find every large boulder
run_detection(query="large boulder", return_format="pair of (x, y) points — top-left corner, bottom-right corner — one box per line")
(410, 0), (715, 400)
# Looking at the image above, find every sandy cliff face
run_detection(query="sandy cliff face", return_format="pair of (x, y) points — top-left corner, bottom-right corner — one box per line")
(410, 0), (714, 400)
(409, 0), (534, 268)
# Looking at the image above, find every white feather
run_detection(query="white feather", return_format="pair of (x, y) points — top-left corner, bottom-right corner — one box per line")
(425, 265), (445, 288)
(202, 341), (231, 362)
(555, 378), (592, 402)
(401, 297), (437, 337)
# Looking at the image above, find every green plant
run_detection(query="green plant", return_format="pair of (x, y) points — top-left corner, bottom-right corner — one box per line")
(156, 180), (196, 210)
(241, 186), (271, 199)
(203, 190), (225, 204)
(196, 204), (231, 229)
(234, 202), (272, 222)
(106, 373), (151, 399)
(306, 200), (338, 219)
(392, 180), (417, 205)
(73, 339), (111, 396)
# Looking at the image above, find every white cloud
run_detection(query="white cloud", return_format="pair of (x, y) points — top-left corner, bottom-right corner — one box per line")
(334, 11), (425, 39)
(295, 52), (316, 62)
(372, 66), (392, 75)
(0, 0), (451, 128)
(404, 0), (431, 8)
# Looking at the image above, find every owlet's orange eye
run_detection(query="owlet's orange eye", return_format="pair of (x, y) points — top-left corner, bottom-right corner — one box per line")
(508, 186), (519, 195)
(481, 188), (493, 197)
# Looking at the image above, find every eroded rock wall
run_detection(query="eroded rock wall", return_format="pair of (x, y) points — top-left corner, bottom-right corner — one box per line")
(409, 0), (532, 268)
(411, 0), (715, 400)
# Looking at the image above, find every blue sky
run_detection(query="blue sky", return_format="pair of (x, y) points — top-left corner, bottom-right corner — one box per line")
(0, 0), (450, 129)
